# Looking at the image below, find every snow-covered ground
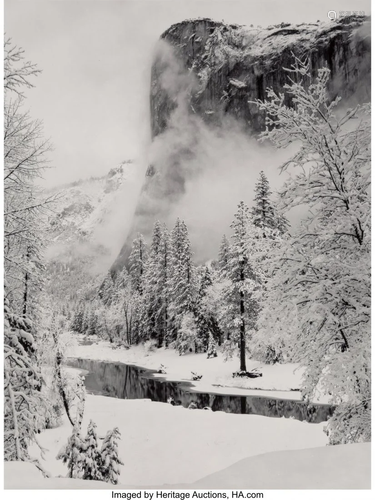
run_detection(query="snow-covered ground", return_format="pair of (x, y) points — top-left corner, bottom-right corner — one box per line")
(6, 339), (367, 490)
(5, 442), (371, 489)
(182, 441), (371, 489)
(26, 391), (329, 488)
(6, 392), (370, 489)
(68, 334), (330, 403)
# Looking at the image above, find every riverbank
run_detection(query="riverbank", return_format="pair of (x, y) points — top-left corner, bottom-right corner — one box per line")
(67, 334), (330, 403)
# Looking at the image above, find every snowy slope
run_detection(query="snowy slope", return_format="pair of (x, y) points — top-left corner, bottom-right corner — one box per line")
(24, 393), (327, 487)
(5, 441), (371, 489)
(46, 160), (137, 245)
(179, 442), (371, 489)
(43, 161), (143, 299)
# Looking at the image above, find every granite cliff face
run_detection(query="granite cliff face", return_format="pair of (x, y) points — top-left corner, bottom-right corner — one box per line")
(113, 15), (370, 270)
(151, 16), (370, 136)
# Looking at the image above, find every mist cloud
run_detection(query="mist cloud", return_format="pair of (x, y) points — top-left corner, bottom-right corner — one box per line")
(142, 39), (296, 262)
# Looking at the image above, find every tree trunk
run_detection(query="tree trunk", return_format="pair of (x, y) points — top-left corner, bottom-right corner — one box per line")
(6, 371), (21, 459)
(23, 247), (31, 317)
(164, 299), (169, 348)
(239, 288), (246, 372)
(239, 257), (247, 372)
(23, 271), (29, 317)
(56, 351), (75, 427)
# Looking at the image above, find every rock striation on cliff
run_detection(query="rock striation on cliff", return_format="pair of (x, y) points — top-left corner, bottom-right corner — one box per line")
(113, 15), (370, 270)
(151, 15), (370, 136)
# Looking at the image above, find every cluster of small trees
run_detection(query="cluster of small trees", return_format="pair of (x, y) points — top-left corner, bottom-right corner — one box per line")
(58, 421), (123, 484)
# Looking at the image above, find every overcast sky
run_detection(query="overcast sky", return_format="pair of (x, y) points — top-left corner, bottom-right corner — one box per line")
(5, 0), (371, 187)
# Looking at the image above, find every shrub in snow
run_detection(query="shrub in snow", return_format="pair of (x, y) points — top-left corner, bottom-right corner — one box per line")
(191, 372), (203, 381)
(111, 338), (129, 350)
(325, 398), (371, 445)
(157, 364), (167, 374)
(221, 339), (237, 361)
(43, 396), (63, 429)
(250, 341), (285, 365)
(206, 333), (218, 359)
(58, 422), (124, 484)
(144, 339), (158, 353)
(100, 427), (124, 485)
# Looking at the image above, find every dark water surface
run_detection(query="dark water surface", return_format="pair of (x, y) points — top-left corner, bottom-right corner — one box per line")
(66, 357), (335, 423)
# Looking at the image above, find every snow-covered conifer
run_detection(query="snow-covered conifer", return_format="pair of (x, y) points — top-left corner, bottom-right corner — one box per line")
(251, 171), (289, 234)
(194, 266), (218, 351)
(218, 234), (230, 272)
(128, 233), (148, 295)
(175, 312), (198, 355)
(167, 219), (196, 346)
(100, 272), (115, 306)
(82, 420), (102, 480)
(71, 305), (84, 333)
(57, 426), (85, 479)
(86, 307), (98, 336)
(143, 222), (171, 346)
(221, 202), (259, 372)
(251, 171), (274, 229)
(207, 332), (218, 359)
(100, 427), (124, 485)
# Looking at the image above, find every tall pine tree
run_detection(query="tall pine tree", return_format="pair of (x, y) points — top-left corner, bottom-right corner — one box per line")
(251, 171), (289, 234)
(167, 219), (195, 346)
(223, 202), (259, 372)
(143, 222), (171, 346)
(218, 234), (230, 272)
(128, 234), (148, 295)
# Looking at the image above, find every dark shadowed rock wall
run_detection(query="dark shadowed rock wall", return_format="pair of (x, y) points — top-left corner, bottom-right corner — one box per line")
(152, 16), (370, 135)
(112, 15), (370, 271)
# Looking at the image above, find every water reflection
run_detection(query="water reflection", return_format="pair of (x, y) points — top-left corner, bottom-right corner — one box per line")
(66, 357), (335, 423)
